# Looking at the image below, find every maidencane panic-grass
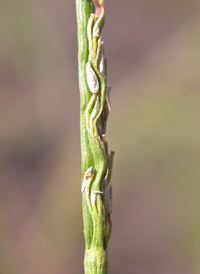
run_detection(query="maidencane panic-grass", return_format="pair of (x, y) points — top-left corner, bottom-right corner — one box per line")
(76, 1), (114, 273)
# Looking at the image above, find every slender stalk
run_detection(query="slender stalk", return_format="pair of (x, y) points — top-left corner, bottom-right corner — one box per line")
(76, 1), (114, 273)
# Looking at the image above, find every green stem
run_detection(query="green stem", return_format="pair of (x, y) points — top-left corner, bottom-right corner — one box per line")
(76, 1), (114, 273)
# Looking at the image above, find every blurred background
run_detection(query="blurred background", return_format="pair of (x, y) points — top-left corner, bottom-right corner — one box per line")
(0, 0), (200, 273)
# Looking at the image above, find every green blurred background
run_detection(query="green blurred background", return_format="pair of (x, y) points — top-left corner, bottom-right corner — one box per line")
(0, 0), (200, 273)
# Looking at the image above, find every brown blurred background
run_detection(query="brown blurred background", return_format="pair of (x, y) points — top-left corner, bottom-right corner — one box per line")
(1, 0), (200, 273)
